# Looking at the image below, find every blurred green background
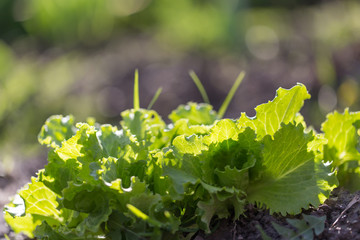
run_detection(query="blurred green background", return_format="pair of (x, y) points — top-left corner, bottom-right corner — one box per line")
(0, 0), (359, 195)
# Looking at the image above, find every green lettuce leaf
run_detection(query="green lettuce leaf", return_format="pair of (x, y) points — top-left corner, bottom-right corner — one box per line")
(38, 115), (76, 148)
(97, 124), (131, 158)
(172, 134), (208, 156)
(337, 162), (360, 192)
(4, 176), (62, 238)
(322, 109), (360, 166)
(164, 118), (211, 144)
(127, 193), (180, 233)
(247, 123), (325, 215)
(238, 84), (310, 139)
(61, 182), (112, 235)
(322, 109), (360, 191)
(205, 118), (240, 143)
(307, 133), (338, 202)
(169, 102), (218, 125)
(197, 189), (246, 233)
(121, 108), (166, 149)
(4, 193), (40, 239)
(41, 152), (80, 195)
(4, 211), (39, 239)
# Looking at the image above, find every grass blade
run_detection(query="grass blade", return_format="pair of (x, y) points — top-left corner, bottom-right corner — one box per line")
(133, 69), (140, 110)
(218, 71), (245, 118)
(147, 88), (163, 110)
(189, 70), (210, 104)
(127, 204), (161, 227)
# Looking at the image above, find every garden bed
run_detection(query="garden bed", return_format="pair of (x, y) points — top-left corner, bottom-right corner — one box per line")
(195, 188), (360, 240)
(2, 186), (360, 239)
(2, 82), (360, 239)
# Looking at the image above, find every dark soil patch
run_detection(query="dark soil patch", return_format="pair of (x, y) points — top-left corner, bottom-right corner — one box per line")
(317, 188), (360, 239)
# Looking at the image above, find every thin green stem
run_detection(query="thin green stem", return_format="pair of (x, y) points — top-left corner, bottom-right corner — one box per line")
(189, 70), (210, 104)
(147, 88), (162, 110)
(133, 69), (140, 110)
(218, 71), (245, 118)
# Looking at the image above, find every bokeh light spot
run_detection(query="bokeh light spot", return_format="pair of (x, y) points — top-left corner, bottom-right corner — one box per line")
(245, 25), (279, 60)
(318, 85), (337, 113)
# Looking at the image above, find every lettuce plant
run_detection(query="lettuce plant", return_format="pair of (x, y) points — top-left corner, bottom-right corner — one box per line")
(4, 73), (359, 239)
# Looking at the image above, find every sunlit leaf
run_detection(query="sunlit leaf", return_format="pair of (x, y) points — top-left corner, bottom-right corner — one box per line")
(238, 84), (310, 139)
